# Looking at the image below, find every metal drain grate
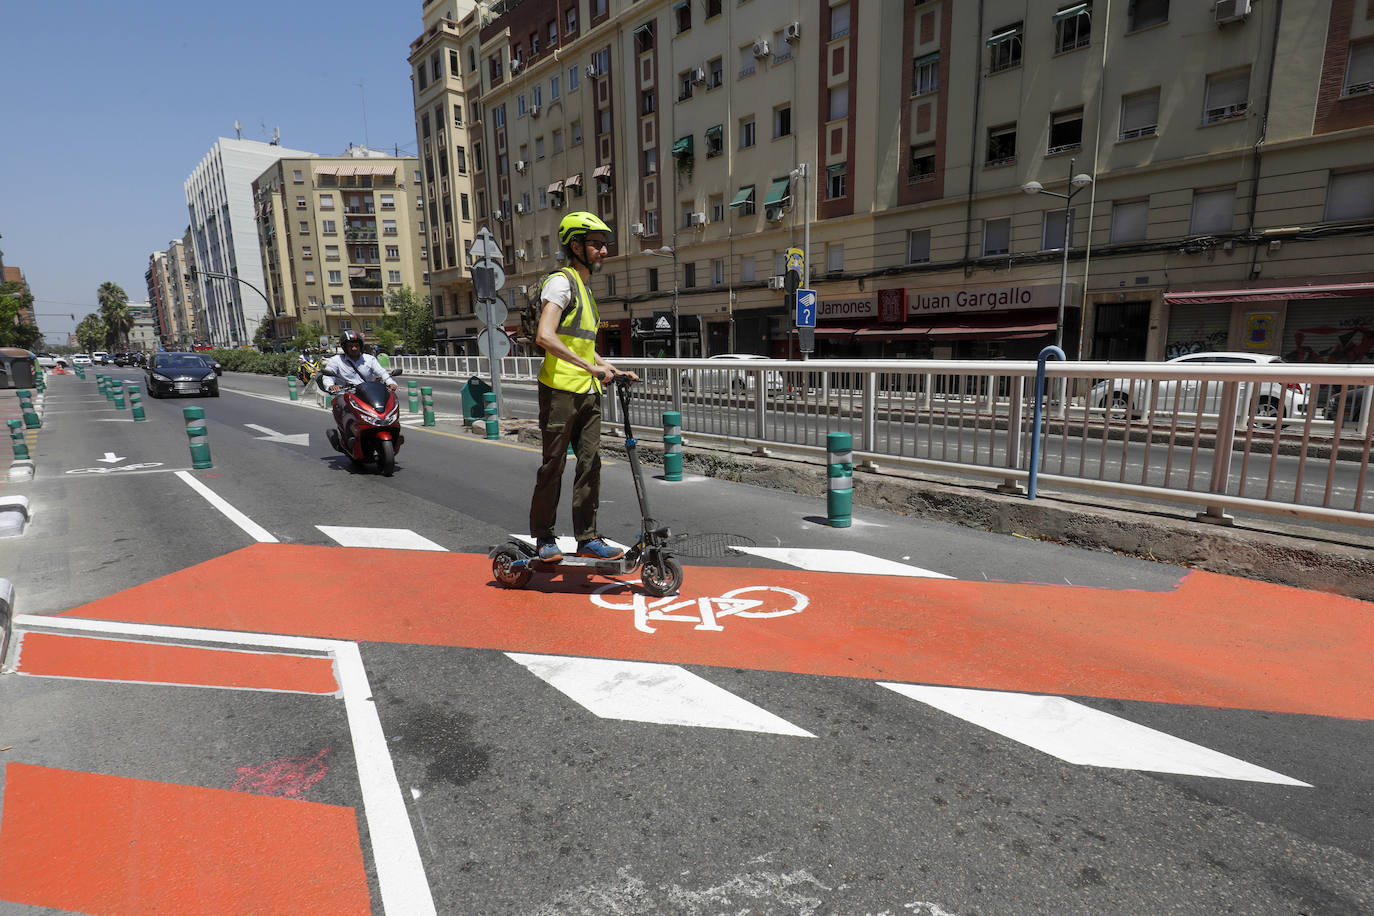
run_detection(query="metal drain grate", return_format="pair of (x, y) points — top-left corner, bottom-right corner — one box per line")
(667, 532), (757, 558)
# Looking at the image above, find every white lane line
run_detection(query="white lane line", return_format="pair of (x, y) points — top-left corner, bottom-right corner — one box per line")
(879, 683), (1310, 787)
(731, 546), (953, 579)
(507, 653), (814, 737)
(14, 614), (437, 915)
(317, 526), (447, 551)
(175, 471), (279, 543)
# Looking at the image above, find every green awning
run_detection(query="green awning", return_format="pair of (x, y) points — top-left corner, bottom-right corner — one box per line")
(672, 135), (693, 157)
(826, 163), (846, 176)
(764, 176), (791, 206)
(705, 125), (723, 139)
(985, 23), (1022, 45)
(1052, 3), (1089, 22)
(913, 51), (939, 67)
(729, 185), (754, 208)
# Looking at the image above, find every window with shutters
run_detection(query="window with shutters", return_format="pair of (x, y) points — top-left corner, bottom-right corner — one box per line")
(1202, 68), (1250, 124)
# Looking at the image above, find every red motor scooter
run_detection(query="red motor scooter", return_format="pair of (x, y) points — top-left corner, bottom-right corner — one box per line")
(317, 369), (405, 476)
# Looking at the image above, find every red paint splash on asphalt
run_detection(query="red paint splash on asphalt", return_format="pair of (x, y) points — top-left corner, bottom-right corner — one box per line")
(233, 747), (332, 798)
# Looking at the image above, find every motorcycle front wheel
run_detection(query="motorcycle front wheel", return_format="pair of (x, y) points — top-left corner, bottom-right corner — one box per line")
(375, 438), (395, 476)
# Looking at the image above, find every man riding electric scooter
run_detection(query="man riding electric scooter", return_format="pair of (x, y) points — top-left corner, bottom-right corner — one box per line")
(528, 211), (638, 563)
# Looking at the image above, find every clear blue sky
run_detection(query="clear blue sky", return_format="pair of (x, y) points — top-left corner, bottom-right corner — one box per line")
(2, 1), (424, 343)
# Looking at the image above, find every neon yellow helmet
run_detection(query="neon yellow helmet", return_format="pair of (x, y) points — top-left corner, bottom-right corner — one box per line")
(558, 211), (612, 247)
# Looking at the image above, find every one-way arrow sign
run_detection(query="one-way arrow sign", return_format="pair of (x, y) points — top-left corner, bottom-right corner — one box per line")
(244, 424), (310, 447)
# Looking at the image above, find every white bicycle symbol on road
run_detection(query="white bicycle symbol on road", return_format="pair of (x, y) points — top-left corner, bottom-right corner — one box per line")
(66, 462), (165, 475)
(590, 582), (808, 634)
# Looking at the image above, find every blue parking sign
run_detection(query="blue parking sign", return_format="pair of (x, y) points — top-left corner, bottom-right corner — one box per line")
(796, 288), (817, 328)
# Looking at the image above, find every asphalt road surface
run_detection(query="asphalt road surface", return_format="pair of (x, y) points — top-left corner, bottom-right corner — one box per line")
(0, 371), (1369, 915)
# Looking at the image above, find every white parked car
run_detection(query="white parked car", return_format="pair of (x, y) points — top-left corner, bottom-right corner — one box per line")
(1090, 352), (1308, 424)
(682, 353), (785, 394)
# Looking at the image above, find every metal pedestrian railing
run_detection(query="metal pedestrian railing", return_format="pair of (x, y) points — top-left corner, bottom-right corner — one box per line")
(395, 355), (1374, 528)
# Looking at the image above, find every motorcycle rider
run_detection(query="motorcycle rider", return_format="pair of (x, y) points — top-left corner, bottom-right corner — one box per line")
(323, 330), (396, 395)
(528, 211), (638, 564)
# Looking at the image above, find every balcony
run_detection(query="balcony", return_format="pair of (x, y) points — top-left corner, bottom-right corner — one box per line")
(345, 228), (378, 241)
(344, 206), (376, 215)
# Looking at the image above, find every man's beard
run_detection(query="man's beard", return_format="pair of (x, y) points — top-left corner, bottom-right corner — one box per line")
(588, 258), (604, 274)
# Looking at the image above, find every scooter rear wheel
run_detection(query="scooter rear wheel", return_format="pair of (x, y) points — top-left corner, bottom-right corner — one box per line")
(641, 555), (683, 597)
(492, 546), (533, 589)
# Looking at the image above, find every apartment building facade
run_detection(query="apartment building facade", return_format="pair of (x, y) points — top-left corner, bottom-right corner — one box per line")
(145, 240), (198, 348)
(447, 0), (1373, 365)
(252, 148), (428, 342)
(411, 0), (485, 354)
(185, 137), (315, 348)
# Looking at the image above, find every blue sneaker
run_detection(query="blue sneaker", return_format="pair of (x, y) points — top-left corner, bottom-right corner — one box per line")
(536, 538), (563, 563)
(577, 538), (625, 561)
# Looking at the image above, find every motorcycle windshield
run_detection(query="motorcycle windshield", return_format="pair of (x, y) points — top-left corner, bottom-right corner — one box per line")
(355, 380), (392, 411)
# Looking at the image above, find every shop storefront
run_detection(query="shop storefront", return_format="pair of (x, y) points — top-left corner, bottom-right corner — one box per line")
(1162, 283), (1374, 364)
(807, 283), (1072, 359)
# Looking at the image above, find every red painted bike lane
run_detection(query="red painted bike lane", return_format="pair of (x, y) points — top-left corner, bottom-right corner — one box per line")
(3, 543), (1371, 914)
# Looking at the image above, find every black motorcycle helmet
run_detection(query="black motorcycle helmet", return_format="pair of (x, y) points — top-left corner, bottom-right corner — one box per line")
(340, 329), (364, 351)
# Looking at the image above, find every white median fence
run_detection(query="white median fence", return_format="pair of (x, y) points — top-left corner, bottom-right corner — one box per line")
(393, 355), (1374, 528)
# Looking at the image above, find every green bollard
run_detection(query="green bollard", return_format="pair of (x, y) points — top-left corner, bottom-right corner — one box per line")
(128, 384), (145, 421)
(7, 419), (29, 460)
(421, 386), (435, 427)
(483, 391), (499, 440)
(104, 377), (116, 402)
(112, 382), (126, 411)
(826, 431), (854, 528)
(407, 379), (419, 413)
(17, 390), (41, 429)
(183, 406), (212, 469)
(662, 411), (683, 481)
(287, 375), (299, 401)
(36, 373), (45, 393)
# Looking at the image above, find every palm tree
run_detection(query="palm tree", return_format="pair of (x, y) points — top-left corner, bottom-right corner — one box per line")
(97, 281), (132, 350)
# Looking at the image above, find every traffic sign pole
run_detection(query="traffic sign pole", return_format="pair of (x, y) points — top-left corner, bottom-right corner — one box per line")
(469, 226), (510, 423)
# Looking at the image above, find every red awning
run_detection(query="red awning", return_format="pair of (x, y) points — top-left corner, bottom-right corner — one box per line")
(790, 327), (858, 338)
(922, 320), (1056, 339)
(1163, 282), (1374, 305)
(854, 328), (931, 339)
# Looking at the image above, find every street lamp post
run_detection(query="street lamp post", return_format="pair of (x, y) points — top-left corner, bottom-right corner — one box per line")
(642, 244), (680, 357)
(1021, 158), (1094, 352)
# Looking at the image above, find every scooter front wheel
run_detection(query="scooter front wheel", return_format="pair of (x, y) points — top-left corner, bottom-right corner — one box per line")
(376, 438), (395, 476)
(492, 546), (533, 589)
(640, 555), (683, 597)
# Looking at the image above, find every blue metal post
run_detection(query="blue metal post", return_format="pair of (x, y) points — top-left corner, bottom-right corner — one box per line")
(1027, 346), (1066, 500)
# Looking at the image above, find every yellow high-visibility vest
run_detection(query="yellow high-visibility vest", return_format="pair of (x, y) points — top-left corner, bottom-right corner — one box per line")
(537, 267), (601, 394)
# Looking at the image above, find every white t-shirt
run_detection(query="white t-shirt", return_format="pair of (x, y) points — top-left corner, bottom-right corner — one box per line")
(541, 272), (573, 311)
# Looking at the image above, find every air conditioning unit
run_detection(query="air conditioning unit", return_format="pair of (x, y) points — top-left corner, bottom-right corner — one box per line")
(752, 39), (771, 59)
(514, 248), (528, 260)
(491, 209), (506, 221)
(550, 195), (564, 209)
(529, 105), (541, 118)
(585, 63), (600, 79)
(691, 67), (706, 85)
(1214, 0), (1251, 23)
(631, 221), (646, 236)
(515, 202), (528, 214)
(509, 59), (523, 74)
(783, 22), (802, 42)
(514, 159), (527, 173)
(688, 211), (706, 227)
(765, 205), (784, 221)
(766, 275), (786, 290)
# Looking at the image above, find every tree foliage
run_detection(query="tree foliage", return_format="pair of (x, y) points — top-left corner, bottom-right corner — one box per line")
(381, 285), (433, 353)
(0, 281), (42, 350)
(286, 321), (326, 353)
(76, 313), (106, 352)
(97, 282), (131, 350)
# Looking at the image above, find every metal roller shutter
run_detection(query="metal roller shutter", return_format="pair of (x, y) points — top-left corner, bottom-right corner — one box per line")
(1165, 302), (1231, 358)
(1281, 297), (1374, 364)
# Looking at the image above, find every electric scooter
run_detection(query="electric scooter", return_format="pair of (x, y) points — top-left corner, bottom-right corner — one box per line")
(490, 375), (684, 597)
